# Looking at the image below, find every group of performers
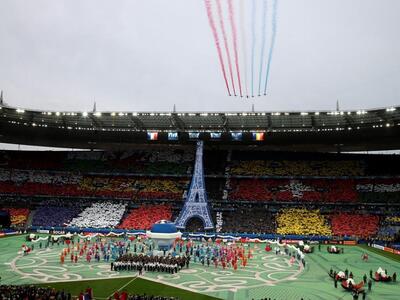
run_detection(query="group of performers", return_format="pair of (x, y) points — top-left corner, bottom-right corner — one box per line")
(329, 264), (397, 299)
(372, 267), (396, 282)
(172, 239), (254, 271)
(24, 234), (259, 274)
(327, 245), (343, 254)
(329, 267), (367, 299)
(112, 253), (188, 274)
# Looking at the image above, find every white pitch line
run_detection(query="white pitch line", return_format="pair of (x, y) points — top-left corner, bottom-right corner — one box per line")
(106, 276), (138, 299)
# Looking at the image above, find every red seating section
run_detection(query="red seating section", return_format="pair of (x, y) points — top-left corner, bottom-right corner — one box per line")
(4, 208), (30, 226)
(118, 204), (172, 230)
(0, 177), (187, 200)
(229, 179), (357, 202)
(331, 213), (379, 237)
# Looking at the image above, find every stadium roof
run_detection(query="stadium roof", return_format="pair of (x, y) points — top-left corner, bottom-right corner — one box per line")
(1, 104), (399, 151)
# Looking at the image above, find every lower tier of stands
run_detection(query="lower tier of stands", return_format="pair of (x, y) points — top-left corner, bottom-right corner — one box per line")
(3, 208), (30, 226)
(2, 199), (399, 241)
(32, 205), (82, 227)
(276, 208), (332, 236)
(220, 207), (276, 234)
(118, 204), (172, 230)
(67, 202), (127, 228)
(0, 285), (178, 300)
(330, 213), (379, 238)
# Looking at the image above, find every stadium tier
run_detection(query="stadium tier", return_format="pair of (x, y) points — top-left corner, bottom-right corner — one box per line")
(0, 147), (399, 242)
(118, 204), (173, 230)
(1, 105), (400, 151)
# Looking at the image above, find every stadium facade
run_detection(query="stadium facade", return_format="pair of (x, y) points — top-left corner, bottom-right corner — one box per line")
(0, 104), (400, 151)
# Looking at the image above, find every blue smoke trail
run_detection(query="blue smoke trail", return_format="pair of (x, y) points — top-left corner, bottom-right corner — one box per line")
(258, 0), (268, 96)
(263, 0), (278, 95)
(251, 0), (256, 97)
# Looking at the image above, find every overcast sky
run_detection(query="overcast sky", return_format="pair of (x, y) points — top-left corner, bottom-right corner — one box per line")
(0, 0), (399, 113)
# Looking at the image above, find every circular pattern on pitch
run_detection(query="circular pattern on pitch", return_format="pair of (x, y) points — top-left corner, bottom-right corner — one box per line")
(142, 246), (304, 294)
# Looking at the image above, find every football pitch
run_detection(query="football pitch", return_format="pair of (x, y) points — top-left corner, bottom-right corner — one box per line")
(0, 235), (399, 300)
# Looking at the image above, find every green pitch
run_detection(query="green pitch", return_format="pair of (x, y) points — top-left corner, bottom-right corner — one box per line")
(0, 235), (399, 300)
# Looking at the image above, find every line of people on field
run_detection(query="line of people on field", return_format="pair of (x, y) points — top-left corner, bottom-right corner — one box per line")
(111, 253), (189, 274)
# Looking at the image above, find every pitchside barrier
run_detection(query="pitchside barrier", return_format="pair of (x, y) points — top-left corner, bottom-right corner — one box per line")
(27, 226), (366, 244)
(0, 229), (20, 238)
(372, 243), (400, 255)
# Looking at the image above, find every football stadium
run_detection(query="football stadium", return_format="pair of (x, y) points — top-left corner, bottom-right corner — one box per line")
(1, 1), (400, 300)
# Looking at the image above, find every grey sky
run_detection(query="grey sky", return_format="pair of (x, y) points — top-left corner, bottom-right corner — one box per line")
(0, 0), (399, 113)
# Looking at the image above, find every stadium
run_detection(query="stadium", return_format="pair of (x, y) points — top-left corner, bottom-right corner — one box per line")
(1, 1), (400, 300)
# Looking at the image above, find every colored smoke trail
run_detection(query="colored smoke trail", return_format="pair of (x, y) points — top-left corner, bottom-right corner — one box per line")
(228, 0), (243, 97)
(204, 0), (231, 96)
(263, 0), (278, 95)
(216, 0), (236, 96)
(250, 0), (256, 97)
(239, 0), (249, 98)
(258, 0), (268, 96)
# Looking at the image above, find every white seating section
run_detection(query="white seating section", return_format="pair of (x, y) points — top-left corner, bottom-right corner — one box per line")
(68, 202), (126, 228)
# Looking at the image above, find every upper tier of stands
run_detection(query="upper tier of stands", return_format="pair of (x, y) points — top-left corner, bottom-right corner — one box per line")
(2, 148), (400, 177)
(230, 150), (400, 176)
(0, 169), (188, 200)
(0, 148), (194, 175)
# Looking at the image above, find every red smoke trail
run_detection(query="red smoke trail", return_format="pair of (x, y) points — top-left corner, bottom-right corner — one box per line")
(228, 0), (243, 97)
(216, 0), (236, 96)
(204, 0), (231, 96)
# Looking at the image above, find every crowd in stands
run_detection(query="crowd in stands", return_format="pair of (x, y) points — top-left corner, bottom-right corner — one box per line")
(376, 225), (398, 242)
(0, 148), (399, 240)
(119, 204), (172, 230)
(0, 285), (72, 300)
(32, 204), (82, 228)
(135, 179), (188, 200)
(0, 170), (188, 200)
(0, 148), (194, 175)
(2, 149), (400, 177)
(229, 150), (400, 176)
(276, 208), (332, 236)
(330, 213), (379, 238)
(203, 150), (227, 175)
(220, 206), (276, 234)
(385, 216), (400, 224)
(230, 159), (365, 176)
(0, 285), (180, 300)
(68, 202), (126, 228)
(229, 179), (358, 202)
(4, 208), (30, 226)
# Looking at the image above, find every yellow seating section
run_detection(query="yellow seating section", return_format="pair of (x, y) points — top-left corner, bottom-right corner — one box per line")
(276, 208), (332, 235)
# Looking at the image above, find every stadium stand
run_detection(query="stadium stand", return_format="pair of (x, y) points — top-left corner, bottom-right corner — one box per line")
(220, 206), (276, 234)
(119, 204), (173, 230)
(228, 178), (357, 202)
(330, 213), (379, 238)
(229, 151), (366, 176)
(68, 202), (126, 228)
(0, 148), (399, 240)
(0, 285), (179, 300)
(276, 208), (332, 236)
(4, 208), (30, 226)
(32, 204), (82, 228)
